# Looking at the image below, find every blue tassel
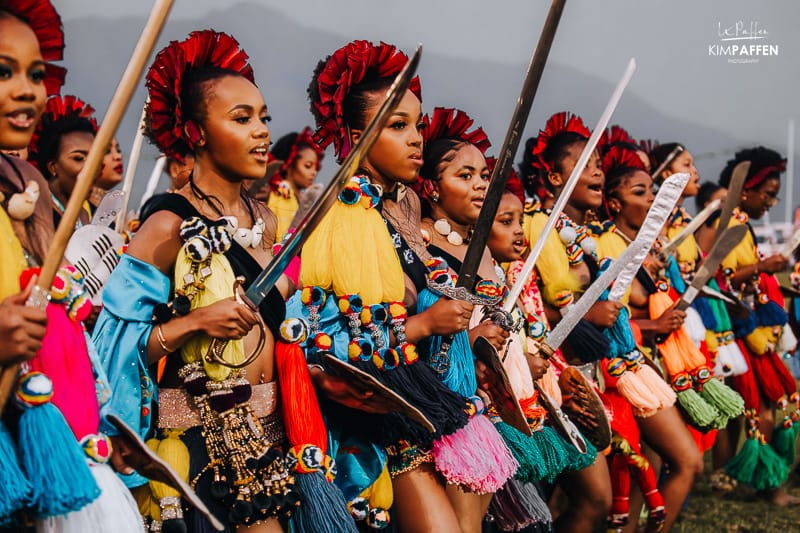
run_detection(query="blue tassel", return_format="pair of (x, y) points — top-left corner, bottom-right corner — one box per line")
(0, 421), (31, 525)
(16, 372), (99, 517)
(692, 297), (719, 331)
(416, 289), (478, 398)
(665, 257), (687, 294)
(604, 306), (636, 357)
(292, 471), (359, 533)
(755, 300), (788, 328)
(566, 320), (610, 363)
(731, 309), (758, 338)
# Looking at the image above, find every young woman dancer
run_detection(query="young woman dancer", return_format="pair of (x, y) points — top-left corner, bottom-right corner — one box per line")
(28, 94), (97, 228)
(519, 112), (615, 532)
(296, 40), (517, 533)
(266, 128), (323, 241)
(594, 145), (705, 531)
(94, 31), (343, 531)
(706, 147), (799, 504)
(0, 3), (142, 531)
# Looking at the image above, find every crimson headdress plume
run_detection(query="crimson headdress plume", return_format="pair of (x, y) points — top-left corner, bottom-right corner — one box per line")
(528, 111), (590, 174)
(414, 107), (490, 202)
(487, 156), (525, 204)
(1, 0), (64, 62)
(598, 125), (637, 156)
(422, 107), (490, 154)
(271, 127), (324, 191)
(28, 94), (97, 168)
(308, 40), (422, 160)
(602, 145), (646, 175)
(2, 0), (66, 95)
(145, 30), (255, 160)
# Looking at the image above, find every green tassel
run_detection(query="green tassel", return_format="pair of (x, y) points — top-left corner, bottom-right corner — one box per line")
(725, 436), (760, 485)
(676, 388), (719, 429)
(699, 379), (744, 429)
(753, 442), (789, 491)
(533, 427), (569, 483)
(494, 421), (546, 483)
(770, 420), (797, 467)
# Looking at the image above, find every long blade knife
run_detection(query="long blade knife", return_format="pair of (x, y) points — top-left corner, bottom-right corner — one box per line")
(607, 172), (689, 303)
(660, 198), (721, 257)
(505, 57), (637, 311)
(457, 0), (567, 292)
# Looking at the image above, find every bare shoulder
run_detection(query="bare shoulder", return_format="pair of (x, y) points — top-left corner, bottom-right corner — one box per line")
(126, 210), (184, 274)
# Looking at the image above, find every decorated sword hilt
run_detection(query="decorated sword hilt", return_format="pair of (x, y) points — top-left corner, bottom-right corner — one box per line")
(483, 306), (524, 333)
(203, 276), (266, 369)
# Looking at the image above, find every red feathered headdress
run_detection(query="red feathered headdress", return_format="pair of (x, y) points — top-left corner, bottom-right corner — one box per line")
(598, 125), (637, 155)
(638, 138), (659, 156)
(422, 107), (490, 155)
(310, 40), (422, 160)
(745, 159), (786, 190)
(528, 111), (590, 174)
(145, 30), (255, 159)
(413, 107), (490, 202)
(1, 0), (64, 62)
(28, 94), (97, 167)
(486, 155), (525, 204)
(43, 63), (66, 96)
(602, 145), (646, 175)
(271, 127), (324, 191)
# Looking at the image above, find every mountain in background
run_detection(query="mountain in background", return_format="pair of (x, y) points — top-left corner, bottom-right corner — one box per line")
(60, 2), (791, 216)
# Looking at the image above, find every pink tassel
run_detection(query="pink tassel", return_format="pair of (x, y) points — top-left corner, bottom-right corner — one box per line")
(28, 303), (99, 440)
(615, 371), (660, 417)
(432, 415), (518, 493)
(634, 364), (676, 409)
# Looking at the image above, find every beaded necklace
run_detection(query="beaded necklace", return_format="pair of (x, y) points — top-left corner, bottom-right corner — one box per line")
(553, 211), (597, 266)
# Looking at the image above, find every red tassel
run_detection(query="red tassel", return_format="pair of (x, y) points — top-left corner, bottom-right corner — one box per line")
(767, 350), (797, 396)
(732, 341), (761, 411)
(750, 351), (790, 403)
(274, 340), (328, 453)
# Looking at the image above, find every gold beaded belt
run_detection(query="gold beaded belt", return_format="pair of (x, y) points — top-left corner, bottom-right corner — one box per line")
(158, 381), (279, 429)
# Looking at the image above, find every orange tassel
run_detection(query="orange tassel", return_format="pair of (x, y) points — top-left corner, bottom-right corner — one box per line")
(274, 340), (328, 453)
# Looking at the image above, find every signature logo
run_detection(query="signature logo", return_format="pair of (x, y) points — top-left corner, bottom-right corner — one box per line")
(709, 21), (778, 63)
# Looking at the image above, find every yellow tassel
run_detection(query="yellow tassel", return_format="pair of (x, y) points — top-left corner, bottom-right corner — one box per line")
(0, 208), (26, 300)
(150, 430), (189, 504)
(301, 193), (403, 305)
(705, 329), (719, 353)
(523, 211), (580, 308)
(359, 462), (393, 510)
(144, 438), (163, 521)
(174, 249), (244, 380)
(745, 326), (778, 356)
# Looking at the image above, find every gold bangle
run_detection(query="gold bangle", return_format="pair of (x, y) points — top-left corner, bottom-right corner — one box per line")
(156, 323), (175, 354)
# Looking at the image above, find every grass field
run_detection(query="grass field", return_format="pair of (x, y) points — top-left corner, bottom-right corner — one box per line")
(674, 460), (800, 532)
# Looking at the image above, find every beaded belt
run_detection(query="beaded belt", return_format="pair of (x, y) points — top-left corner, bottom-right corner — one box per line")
(158, 381), (279, 429)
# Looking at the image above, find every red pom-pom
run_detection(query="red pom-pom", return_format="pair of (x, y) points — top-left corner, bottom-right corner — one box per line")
(528, 112), (590, 174)
(18, 266), (41, 292)
(43, 63), (66, 96)
(145, 30), (254, 159)
(311, 40), (422, 159)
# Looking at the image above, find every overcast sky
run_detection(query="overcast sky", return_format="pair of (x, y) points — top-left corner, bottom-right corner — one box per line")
(55, 0), (800, 220)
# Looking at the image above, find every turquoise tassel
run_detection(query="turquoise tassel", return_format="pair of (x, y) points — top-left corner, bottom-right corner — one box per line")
(16, 372), (99, 517)
(0, 421), (31, 525)
(494, 421), (547, 483)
